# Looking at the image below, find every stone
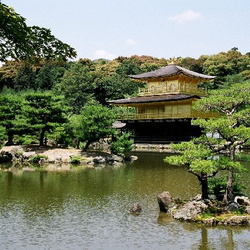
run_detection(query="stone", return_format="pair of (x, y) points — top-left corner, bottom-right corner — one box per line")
(93, 156), (106, 164)
(227, 202), (240, 211)
(203, 217), (218, 226)
(245, 206), (250, 214)
(157, 191), (172, 212)
(23, 151), (36, 160)
(124, 155), (138, 162)
(192, 194), (202, 201)
(129, 203), (142, 214)
(0, 151), (13, 163)
(106, 154), (123, 163)
(234, 196), (250, 206)
(173, 201), (208, 221)
(221, 216), (250, 226)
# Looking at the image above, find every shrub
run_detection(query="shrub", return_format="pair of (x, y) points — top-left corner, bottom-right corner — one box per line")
(208, 174), (245, 201)
(70, 155), (82, 164)
(30, 154), (48, 163)
(110, 132), (133, 157)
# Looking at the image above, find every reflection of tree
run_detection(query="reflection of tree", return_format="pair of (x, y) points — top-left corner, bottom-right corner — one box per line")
(199, 227), (208, 250)
(227, 229), (234, 250)
(198, 226), (235, 250)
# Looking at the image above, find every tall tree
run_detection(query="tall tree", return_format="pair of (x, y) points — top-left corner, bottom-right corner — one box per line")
(192, 82), (250, 202)
(70, 103), (116, 150)
(165, 82), (250, 202)
(24, 92), (67, 146)
(0, 91), (28, 145)
(55, 61), (97, 113)
(164, 141), (221, 200)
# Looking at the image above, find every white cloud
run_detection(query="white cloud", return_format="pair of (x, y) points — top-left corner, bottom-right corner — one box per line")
(169, 10), (202, 24)
(93, 49), (117, 60)
(125, 38), (137, 46)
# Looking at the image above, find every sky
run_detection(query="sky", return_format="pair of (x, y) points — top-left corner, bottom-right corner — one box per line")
(2, 0), (250, 60)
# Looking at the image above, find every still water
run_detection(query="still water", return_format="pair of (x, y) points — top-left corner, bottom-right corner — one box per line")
(0, 152), (250, 250)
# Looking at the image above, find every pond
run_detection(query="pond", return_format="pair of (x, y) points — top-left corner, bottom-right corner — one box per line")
(0, 152), (250, 250)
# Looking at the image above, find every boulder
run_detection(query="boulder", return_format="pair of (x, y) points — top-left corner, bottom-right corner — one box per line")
(106, 154), (123, 163)
(157, 191), (172, 212)
(173, 201), (208, 221)
(234, 196), (250, 206)
(93, 156), (106, 164)
(227, 202), (240, 211)
(124, 155), (138, 162)
(23, 151), (36, 160)
(129, 203), (142, 215)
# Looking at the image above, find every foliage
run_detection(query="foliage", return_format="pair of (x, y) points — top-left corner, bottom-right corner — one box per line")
(0, 90), (30, 145)
(70, 155), (82, 164)
(55, 61), (97, 113)
(0, 125), (6, 147)
(208, 174), (245, 201)
(30, 154), (48, 164)
(164, 141), (220, 200)
(165, 82), (250, 201)
(70, 103), (116, 150)
(110, 132), (134, 156)
(0, 3), (76, 61)
(194, 83), (250, 202)
(24, 91), (68, 146)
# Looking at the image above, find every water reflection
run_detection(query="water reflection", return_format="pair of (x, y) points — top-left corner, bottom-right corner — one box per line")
(0, 152), (250, 249)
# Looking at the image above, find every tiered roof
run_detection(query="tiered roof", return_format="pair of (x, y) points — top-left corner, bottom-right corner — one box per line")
(129, 64), (215, 80)
(109, 94), (198, 105)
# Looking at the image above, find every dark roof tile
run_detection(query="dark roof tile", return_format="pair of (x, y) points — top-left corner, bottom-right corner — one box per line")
(129, 64), (215, 80)
(109, 94), (198, 105)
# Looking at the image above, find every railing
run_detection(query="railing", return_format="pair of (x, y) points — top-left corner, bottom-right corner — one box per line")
(138, 87), (207, 97)
(119, 111), (218, 120)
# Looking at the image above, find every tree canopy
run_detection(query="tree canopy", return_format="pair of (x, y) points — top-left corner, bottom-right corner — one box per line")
(165, 82), (250, 202)
(0, 3), (76, 61)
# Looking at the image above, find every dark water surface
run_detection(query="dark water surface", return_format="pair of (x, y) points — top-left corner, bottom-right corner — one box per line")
(1, 152), (250, 250)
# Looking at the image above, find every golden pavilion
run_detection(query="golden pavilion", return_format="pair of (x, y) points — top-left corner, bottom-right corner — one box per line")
(109, 64), (215, 143)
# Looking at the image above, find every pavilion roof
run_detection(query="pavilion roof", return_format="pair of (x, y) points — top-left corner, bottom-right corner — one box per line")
(129, 64), (215, 80)
(109, 94), (199, 105)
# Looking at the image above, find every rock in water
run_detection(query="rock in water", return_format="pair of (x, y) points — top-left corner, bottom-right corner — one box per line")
(157, 191), (172, 212)
(130, 203), (142, 214)
(173, 201), (208, 221)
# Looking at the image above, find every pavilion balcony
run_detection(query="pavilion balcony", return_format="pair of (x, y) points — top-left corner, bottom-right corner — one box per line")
(119, 110), (217, 121)
(138, 86), (207, 97)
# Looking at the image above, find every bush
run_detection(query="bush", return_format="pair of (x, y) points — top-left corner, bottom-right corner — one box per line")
(208, 174), (245, 201)
(30, 154), (48, 163)
(70, 155), (82, 164)
(110, 132), (133, 157)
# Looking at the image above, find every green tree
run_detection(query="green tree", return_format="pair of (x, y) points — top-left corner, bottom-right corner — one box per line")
(13, 64), (36, 90)
(55, 61), (97, 113)
(192, 82), (250, 202)
(110, 132), (133, 157)
(0, 91), (29, 145)
(24, 91), (68, 146)
(165, 82), (250, 202)
(95, 74), (144, 105)
(70, 103), (116, 150)
(35, 62), (64, 90)
(0, 3), (76, 61)
(164, 141), (221, 200)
